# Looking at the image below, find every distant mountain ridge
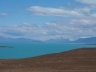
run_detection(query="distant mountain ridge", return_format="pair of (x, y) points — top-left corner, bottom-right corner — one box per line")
(44, 37), (96, 43)
(0, 36), (42, 43)
(44, 37), (70, 43)
(0, 36), (96, 43)
(73, 37), (96, 43)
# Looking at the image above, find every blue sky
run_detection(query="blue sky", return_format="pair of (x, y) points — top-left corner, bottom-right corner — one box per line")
(0, 0), (78, 26)
(0, 0), (96, 41)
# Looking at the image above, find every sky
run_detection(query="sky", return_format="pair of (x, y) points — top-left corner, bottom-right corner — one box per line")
(0, 0), (96, 41)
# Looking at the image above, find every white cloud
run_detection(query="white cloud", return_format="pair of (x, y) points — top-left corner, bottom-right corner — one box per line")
(74, 7), (91, 13)
(27, 5), (96, 20)
(90, 13), (96, 17)
(0, 12), (9, 17)
(0, 19), (96, 41)
(27, 6), (83, 17)
(1, 1), (96, 41)
(76, 0), (96, 5)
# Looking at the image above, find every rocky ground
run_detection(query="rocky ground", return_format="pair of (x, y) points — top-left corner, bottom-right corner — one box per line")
(0, 48), (96, 72)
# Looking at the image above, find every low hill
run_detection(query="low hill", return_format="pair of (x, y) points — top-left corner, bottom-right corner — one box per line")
(0, 48), (96, 72)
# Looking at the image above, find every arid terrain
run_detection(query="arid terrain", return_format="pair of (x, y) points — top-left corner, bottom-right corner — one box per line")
(0, 48), (96, 72)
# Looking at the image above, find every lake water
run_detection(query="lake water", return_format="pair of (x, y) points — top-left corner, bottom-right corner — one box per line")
(0, 42), (95, 59)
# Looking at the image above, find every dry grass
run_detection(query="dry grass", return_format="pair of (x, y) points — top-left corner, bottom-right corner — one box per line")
(0, 48), (96, 72)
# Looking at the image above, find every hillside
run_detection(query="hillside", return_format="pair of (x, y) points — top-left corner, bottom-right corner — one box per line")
(0, 48), (96, 72)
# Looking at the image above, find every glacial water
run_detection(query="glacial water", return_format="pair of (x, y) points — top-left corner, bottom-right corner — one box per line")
(0, 42), (95, 59)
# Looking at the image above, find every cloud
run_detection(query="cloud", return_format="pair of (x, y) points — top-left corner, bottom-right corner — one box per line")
(27, 6), (83, 17)
(0, 12), (10, 17)
(0, 19), (96, 41)
(1, 1), (96, 41)
(26, 5), (96, 40)
(76, 0), (96, 5)
(27, 5), (96, 20)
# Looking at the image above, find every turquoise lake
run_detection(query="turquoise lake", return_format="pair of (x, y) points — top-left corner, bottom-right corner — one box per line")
(0, 42), (95, 59)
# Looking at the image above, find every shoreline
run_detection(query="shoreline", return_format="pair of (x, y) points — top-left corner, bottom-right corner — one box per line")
(0, 48), (96, 72)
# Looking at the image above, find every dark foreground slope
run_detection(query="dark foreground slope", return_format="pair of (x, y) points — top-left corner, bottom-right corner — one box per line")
(0, 48), (96, 72)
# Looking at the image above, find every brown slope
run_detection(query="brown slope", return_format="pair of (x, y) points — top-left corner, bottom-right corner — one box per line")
(0, 48), (96, 72)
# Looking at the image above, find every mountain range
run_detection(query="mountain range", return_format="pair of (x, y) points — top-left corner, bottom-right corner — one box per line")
(0, 36), (96, 43)
(72, 37), (96, 43)
(0, 36), (42, 43)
